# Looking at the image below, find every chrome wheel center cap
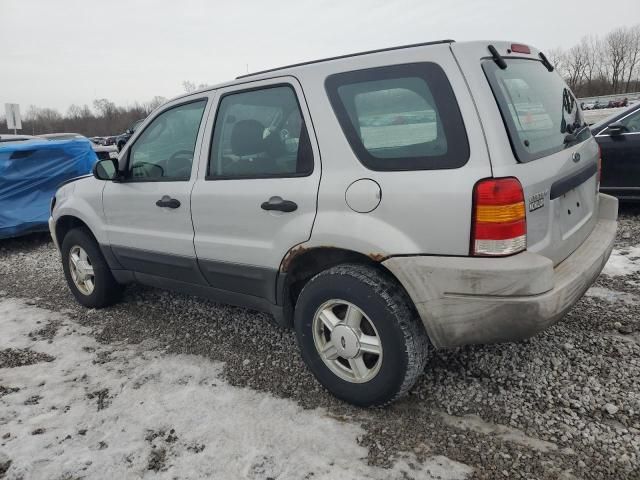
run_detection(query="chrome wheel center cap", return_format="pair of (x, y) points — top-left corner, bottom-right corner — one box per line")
(332, 325), (360, 359)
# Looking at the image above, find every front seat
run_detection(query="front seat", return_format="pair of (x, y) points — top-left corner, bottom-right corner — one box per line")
(230, 119), (265, 156)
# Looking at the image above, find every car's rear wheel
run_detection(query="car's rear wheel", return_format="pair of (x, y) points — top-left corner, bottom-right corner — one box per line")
(294, 264), (430, 406)
(61, 228), (122, 308)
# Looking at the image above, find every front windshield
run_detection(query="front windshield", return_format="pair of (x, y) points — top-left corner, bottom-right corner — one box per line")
(483, 58), (590, 162)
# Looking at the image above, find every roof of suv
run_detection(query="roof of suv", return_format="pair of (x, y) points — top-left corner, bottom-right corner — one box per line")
(170, 39), (456, 104)
(235, 39), (455, 80)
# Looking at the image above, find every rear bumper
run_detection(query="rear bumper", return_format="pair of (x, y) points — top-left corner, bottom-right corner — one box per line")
(383, 194), (618, 348)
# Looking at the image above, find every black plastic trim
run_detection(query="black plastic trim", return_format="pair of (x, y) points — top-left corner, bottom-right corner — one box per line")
(236, 40), (455, 79)
(111, 246), (209, 285)
(549, 161), (598, 200)
(133, 272), (286, 326)
(197, 258), (278, 304)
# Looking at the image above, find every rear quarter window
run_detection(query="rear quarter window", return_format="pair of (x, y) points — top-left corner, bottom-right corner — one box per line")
(325, 62), (469, 171)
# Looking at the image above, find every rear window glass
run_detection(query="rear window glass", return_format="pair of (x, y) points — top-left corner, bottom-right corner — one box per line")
(483, 58), (590, 163)
(325, 63), (469, 171)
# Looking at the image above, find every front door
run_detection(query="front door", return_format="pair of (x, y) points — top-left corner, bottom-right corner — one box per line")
(103, 98), (209, 283)
(190, 79), (320, 302)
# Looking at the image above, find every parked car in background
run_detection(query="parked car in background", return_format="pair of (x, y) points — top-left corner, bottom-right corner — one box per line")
(0, 134), (39, 144)
(90, 136), (106, 146)
(103, 136), (117, 146)
(592, 102), (640, 200)
(1, 137), (95, 239)
(40, 133), (119, 160)
(49, 40), (617, 406)
(116, 119), (144, 151)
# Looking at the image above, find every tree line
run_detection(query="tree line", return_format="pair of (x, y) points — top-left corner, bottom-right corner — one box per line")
(549, 24), (640, 97)
(1, 96), (167, 137)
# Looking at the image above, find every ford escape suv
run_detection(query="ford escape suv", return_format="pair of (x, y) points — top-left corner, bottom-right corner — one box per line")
(50, 40), (618, 406)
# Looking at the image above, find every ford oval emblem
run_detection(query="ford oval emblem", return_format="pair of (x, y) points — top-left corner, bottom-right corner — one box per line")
(572, 152), (581, 163)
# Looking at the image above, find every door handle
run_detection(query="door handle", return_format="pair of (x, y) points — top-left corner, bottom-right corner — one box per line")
(261, 196), (298, 213)
(155, 195), (181, 209)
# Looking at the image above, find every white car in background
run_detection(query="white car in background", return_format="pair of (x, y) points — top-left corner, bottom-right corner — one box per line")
(39, 133), (119, 160)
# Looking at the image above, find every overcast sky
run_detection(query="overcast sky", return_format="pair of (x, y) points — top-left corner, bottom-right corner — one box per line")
(1, 0), (639, 113)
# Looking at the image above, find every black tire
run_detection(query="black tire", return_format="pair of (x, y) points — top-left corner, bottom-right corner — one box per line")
(61, 227), (122, 308)
(294, 264), (430, 407)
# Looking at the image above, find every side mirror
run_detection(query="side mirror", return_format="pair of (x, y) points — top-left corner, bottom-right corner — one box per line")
(608, 122), (628, 136)
(93, 159), (118, 180)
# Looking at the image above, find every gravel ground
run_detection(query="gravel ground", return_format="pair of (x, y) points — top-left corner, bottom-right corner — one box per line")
(1, 205), (639, 479)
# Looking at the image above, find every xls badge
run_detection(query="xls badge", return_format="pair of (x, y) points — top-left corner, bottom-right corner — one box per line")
(528, 190), (548, 212)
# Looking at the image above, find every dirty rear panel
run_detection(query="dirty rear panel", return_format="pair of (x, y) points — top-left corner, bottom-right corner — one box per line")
(451, 41), (600, 265)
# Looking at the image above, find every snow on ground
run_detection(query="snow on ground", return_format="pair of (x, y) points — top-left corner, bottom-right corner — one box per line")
(585, 286), (639, 305)
(602, 245), (640, 277)
(0, 299), (471, 480)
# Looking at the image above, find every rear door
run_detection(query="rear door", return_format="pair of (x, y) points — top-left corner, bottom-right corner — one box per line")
(190, 78), (320, 303)
(596, 107), (640, 197)
(452, 42), (600, 265)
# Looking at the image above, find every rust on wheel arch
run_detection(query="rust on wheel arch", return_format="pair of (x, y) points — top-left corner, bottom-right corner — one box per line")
(280, 245), (388, 273)
(280, 245), (309, 272)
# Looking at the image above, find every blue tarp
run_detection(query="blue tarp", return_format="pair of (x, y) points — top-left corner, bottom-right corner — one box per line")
(0, 138), (97, 239)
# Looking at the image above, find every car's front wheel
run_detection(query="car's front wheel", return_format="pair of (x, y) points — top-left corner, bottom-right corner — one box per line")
(294, 264), (430, 406)
(61, 227), (122, 308)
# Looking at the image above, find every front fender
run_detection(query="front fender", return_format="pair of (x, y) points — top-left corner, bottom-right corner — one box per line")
(52, 178), (108, 244)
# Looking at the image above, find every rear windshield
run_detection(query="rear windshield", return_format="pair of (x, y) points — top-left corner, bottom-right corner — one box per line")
(325, 63), (469, 171)
(483, 58), (590, 163)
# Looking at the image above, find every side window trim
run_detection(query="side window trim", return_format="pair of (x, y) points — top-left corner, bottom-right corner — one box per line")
(205, 82), (314, 181)
(121, 97), (209, 183)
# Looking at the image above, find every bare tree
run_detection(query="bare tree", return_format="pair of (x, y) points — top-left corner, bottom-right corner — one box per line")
(603, 27), (630, 93)
(547, 47), (566, 76)
(624, 25), (640, 92)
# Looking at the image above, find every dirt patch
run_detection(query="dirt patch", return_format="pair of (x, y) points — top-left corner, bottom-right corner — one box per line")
(86, 388), (111, 411)
(28, 321), (61, 341)
(0, 386), (20, 398)
(0, 348), (54, 368)
(147, 447), (167, 472)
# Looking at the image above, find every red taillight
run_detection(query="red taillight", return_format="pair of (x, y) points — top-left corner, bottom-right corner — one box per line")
(510, 43), (531, 54)
(471, 177), (527, 256)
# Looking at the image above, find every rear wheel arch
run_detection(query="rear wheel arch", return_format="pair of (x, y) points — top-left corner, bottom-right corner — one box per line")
(279, 246), (419, 328)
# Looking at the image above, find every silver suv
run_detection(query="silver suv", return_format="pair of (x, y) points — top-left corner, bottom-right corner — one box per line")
(50, 40), (618, 406)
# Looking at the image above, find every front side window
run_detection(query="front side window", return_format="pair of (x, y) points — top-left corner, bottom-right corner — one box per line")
(483, 59), (591, 162)
(208, 85), (313, 179)
(325, 63), (469, 171)
(128, 100), (207, 181)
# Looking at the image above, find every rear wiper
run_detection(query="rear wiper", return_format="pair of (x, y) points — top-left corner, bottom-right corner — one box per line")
(563, 133), (577, 145)
(539, 52), (554, 72)
(488, 45), (507, 69)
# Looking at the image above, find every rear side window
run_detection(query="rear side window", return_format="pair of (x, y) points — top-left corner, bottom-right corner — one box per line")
(483, 58), (590, 163)
(325, 63), (469, 171)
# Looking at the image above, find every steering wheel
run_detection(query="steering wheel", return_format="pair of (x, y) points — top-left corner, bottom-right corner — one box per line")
(168, 150), (194, 178)
(132, 161), (164, 178)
